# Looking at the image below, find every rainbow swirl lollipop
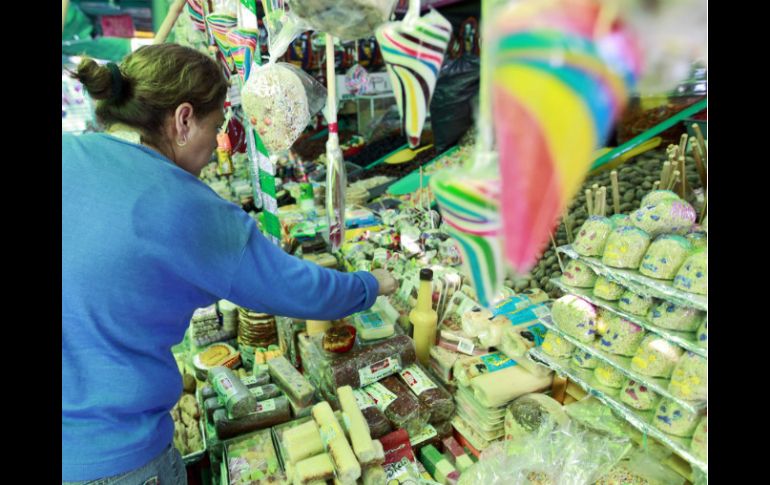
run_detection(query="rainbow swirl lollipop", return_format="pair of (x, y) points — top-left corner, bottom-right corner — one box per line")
(206, 13), (237, 71)
(227, 28), (259, 82)
(377, 9), (452, 148)
(185, 0), (206, 32)
(431, 168), (503, 309)
(492, 0), (642, 273)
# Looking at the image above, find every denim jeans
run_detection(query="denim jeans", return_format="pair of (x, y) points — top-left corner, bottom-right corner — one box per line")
(63, 445), (186, 485)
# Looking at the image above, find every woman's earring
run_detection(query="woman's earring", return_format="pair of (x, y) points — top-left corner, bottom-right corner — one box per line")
(176, 137), (187, 147)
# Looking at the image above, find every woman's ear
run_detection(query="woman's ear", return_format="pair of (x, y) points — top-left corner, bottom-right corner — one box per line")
(174, 103), (194, 145)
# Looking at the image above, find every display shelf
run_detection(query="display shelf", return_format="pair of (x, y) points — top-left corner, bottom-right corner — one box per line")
(550, 278), (706, 358)
(529, 348), (708, 474)
(557, 245), (707, 312)
(536, 314), (705, 413)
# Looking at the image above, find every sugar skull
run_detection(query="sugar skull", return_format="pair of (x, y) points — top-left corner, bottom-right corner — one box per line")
(640, 190), (680, 207)
(696, 319), (707, 349)
(572, 216), (614, 257)
(654, 398), (700, 437)
(617, 290), (654, 317)
(620, 379), (661, 411)
(669, 352), (707, 401)
(541, 331), (575, 358)
(673, 250), (707, 296)
(571, 349), (598, 369)
(631, 334), (683, 378)
(592, 276), (625, 301)
(639, 235), (693, 280)
(598, 315), (645, 356)
(594, 361), (625, 388)
(551, 295), (598, 343)
(602, 226), (651, 269)
(648, 301), (704, 332)
(690, 416), (707, 461)
(686, 230), (707, 251)
(631, 199), (696, 236)
(562, 259), (598, 288)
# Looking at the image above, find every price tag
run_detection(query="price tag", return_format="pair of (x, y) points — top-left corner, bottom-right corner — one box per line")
(457, 338), (475, 356)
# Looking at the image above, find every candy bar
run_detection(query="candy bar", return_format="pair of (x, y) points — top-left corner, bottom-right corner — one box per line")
(419, 445), (459, 484)
(398, 364), (455, 423)
(294, 453), (335, 485)
(338, 385), (378, 464)
(283, 420), (324, 465)
(311, 401), (362, 483)
(268, 356), (315, 406)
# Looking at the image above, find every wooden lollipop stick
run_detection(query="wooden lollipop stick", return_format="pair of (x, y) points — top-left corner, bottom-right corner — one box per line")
(699, 197), (707, 224)
(153, 0), (187, 44)
(594, 188), (603, 218)
(660, 161), (672, 188)
(550, 234), (565, 273)
(668, 170), (681, 191)
(679, 134), (689, 160)
(679, 155), (686, 198)
(564, 214), (574, 244)
(610, 170), (620, 214)
(652, 181), (660, 191)
(692, 144), (707, 189)
(692, 123), (707, 161)
(586, 189), (594, 216)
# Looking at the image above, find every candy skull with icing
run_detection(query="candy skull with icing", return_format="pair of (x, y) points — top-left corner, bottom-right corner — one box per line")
(631, 334), (683, 378)
(648, 301), (704, 332)
(639, 235), (693, 280)
(592, 276), (625, 301)
(673, 250), (707, 295)
(617, 290), (654, 316)
(620, 379), (660, 411)
(631, 199), (696, 236)
(594, 361), (625, 388)
(562, 259), (598, 288)
(598, 314), (646, 356)
(541, 331), (575, 358)
(686, 230), (707, 251)
(551, 295), (598, 343)
(572, 216), (614, 257)
(602, 226), (651, 269)
(609, 213), (632, 227)
(669, 352), (707, 401)
(653, 398), (700, 437)
(570, 348), (598, 370)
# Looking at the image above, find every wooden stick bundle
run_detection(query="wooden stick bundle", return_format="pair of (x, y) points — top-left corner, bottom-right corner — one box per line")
(564, 214), (574, 244)
(585, 189), (594, 216)
(692, 123), (707, 161)
(610, 170), (620, 214)
(679, 155), (686, 198)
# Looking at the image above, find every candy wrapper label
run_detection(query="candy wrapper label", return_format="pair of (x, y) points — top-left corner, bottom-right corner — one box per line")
(399, 365), (438, 395)
(365, 382), (399, 411)
(359, 356), (401, 387)
(409, 424), (438, 446)
(479, 352), (517, 372)
(256, 398), (277, 413)
(250, 387), (265, 398)
(457, 338), (475, 356)
(353, 388), (377, 410)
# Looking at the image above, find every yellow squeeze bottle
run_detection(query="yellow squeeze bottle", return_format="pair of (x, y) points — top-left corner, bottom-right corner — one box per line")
(410, 269), (438, 365)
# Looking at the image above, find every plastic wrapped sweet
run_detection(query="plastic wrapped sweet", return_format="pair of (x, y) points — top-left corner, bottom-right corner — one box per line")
(594, 362), (625, 388)
(571, 348), (598, 370)
(690, 415), (707, 461)
(632, 199), (696, 237)
(639, 235), (693, 280)
(541, 332), (575, 358)
(696, 319), (707, 348)
(598, 314), (645, 356)
(630, 334), (683, 378)
(551, 295), (598, 343)
(602, 227), (651, 269)
(595, 449), (686, 485)
(617, 290), (653, 316)
(619, 379), (660, 411)
(592, 276), (625, 301)
(653, 399), (701, 437)
(673, 250), (707, 295)
(241, 62), (326, 153)
(668, 352), (707, 401)
(609, 214), (631, 227)
(504, 394), (568, 443)
(562, 259), (598, 288)
(648, 302), (704, 332)
(288, 0), (397, 41)
(345, 64), (371, 95)
(572, 216), (614, 257)
(640, 190), (680, 207)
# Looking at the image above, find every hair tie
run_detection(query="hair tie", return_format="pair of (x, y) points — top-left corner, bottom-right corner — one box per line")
(106, 62), (124, 102)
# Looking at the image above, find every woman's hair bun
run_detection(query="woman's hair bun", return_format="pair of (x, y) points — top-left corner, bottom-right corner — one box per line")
(72, 57), (114, 101)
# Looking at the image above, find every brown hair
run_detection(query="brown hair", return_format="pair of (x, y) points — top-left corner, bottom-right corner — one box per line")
(71, 44), (228, 153)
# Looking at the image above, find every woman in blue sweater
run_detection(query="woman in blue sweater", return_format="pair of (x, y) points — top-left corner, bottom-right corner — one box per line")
(62, 44), (396, 484)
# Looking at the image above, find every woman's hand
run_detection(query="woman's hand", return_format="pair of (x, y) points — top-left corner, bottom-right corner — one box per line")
(371, 269), (398, 296)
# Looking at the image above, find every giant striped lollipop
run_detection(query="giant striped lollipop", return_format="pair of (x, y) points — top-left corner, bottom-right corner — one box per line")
(227, 28), (259, 82)
(206, 13), (237, 71)
(185, 0), (206, 32)
(492, 0), (642, 273)
(376, 7), (452, 148)
(430, 165), (503, 309)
